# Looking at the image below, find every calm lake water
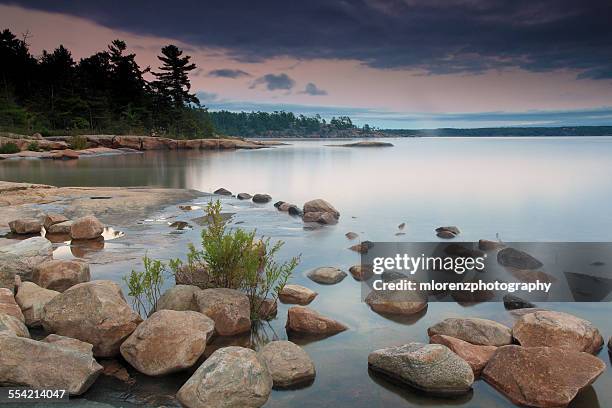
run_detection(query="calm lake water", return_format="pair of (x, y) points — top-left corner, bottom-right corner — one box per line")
(1, 137), (611, 408)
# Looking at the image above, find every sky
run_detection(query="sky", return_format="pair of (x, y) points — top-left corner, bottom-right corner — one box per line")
(1, 0), (612, 128)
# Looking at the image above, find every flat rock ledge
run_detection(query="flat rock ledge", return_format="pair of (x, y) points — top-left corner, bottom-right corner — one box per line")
(368, 343), (474, 396)
(427, 317), (512, 346)
(259, 340), (316, 388)
(483, 345), (605, 408)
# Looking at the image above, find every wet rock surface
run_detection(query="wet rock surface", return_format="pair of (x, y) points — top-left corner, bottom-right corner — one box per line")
(427, 317), (512, 346)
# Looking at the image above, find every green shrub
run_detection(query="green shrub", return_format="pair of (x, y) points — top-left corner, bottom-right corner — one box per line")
(0, 142), (20, 154)
(170, 200), (300, 321)
(68, 134), (88, 150)
(27, 141), (40, 151)
(123, 254), (167, 317)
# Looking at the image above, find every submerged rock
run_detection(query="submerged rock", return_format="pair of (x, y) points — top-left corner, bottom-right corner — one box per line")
(120, 310), (215, 376)
(307, 267), (347, 285)
(286, 306), (347, 335)
(0, 288), (24, 322)
(195, 288), (251, 336)
(429, 334), (497, 376)
(70, 215), (104, 240)
(9, 218), (42, 234)
(155, 284), (199, 312)
(252, 194), (272, 203)
(41, 280), (142, 357)
(483, 345), (605, 408)
(177, 346), (272, 408)
(214, 187), (232, 196)
(497, 247), (543, 270)
(368, 343), (474, 395)
(348, 264), (371, 281)
(503, 294), (535, 310)
(33, 259), (91, 292)
(427, 317), (512, 346)
(365, 283), (427, 316)
(278, 284), (318, 305)
(478, 239), (506, 251)
(0, 312), (29, 337)
(345, 231), (359, 240)
(0, 237), (53, 287)
(259, 340), (316, 388)
(0, 334), (102, 395)
(512, 310), (603, 354)
(15, 282), (60, 327)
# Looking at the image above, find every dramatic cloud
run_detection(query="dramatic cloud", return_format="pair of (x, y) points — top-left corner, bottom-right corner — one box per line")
(301, 83), (328, 96)
(208, 68), (251, 78)
(6, 0), (612, 80)
(250, 73), (295, 91)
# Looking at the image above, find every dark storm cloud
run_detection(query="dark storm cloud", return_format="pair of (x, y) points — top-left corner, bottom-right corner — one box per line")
(301, 83), (328, 96)
(208, 68), (251, 78)
(4, 0), (612, 79)
(250, 73), (295, 91)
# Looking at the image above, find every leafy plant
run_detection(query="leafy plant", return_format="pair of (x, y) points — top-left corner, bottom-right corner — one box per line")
(0, 142), (20, 154)
(170, 200), (300, 321)
(27, 141), (40, 151)
(68, 134), (88, 150)
(123, 254), (167, 317)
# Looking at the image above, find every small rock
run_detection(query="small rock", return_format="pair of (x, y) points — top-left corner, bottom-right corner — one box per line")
(100, 359), (134, 384)
(0, 288), (24, 322)
(174, 264), (211, 289)
(8, 218), (42, 234)
(436, 230), (457, 239)
(345, 231), (359, 240)
(436, 226), (460, 235)
(237, 193), (252, 200)
(169, 220), (191, 230)
(307, 267), (347, 285)
(348, 264), (371, 281)
(32, 259), (90, 292)
(497, 247), (543, 270)
(43, 213), (69, 230)
(368, 343), (474, 395)
(120, 310), (215, 376)
(429, 334), (497, 376)
(15, 281), (60, 327)
(42, 334), (94, 355)
(177, 346), (272, 408)
(41, 280), (142, 357)
(195, 288), (251, 336)
(287, 206), (303, 216)
(303, 199), (340, 217)
(503, 294), (535, 310)
(214, 188), (232, 196)
(257, 297), (278, 320)
(259, 340), (316, 388)
(398, 222), (406, 230)
(155, 284), (200, 312)
(70, 215), (104, 240)
(286, 306), (347, 335)
(46, 220), (73, 234)
(365, 283), (427, 315)
(428, 317), (512, 346)
(252, 193), (272, 203)
(0, 335), (102, 395)
(483, 345), (605, 408)
(478, 239), (506, 251)
(349, 240), (374, 254)
(278, 285), (318, 305)
(273, 201), (285, 208)
(512, 310), (603, 354)
(0, 312), (29, 337)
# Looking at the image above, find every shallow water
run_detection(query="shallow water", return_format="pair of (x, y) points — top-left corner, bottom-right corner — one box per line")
(1, 137), (612, 407)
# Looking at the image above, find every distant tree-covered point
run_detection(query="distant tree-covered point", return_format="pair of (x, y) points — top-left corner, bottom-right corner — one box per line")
(384, 126), (612, 137)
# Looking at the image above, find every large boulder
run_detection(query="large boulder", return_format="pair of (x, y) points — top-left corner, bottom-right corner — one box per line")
(483, 345), (605, 407)
(0, 288), (24, 321)
(365, 284), (427, 315)
(43, 213), (69, 230)
(0, 313), (29, 337)
(279, 284), (317, 305)
(497, 247), (543, 269)
(368, 343), (474, 395)
(0, 334), (102, 395)
(427, 317), (512, 346)
(0, 237), (53, 287)
(70, 215), (104, 240)
(286, 306), (347, 335)
(15, 282), (60, 327)
(9, 218), (42, 234)
(32, 259), (90, 292)
(512, 310), (603, 354)
(120, 310), (215, 376)
(195, 288), (250, 336)
(42, 334), (94, 355)
(155, 284), (199, 312)
(41, 280), (142, 357)
(429, 334), (497, 376)
(259, 340), (315, 388)
(176, 346), (272, 408)
(307, 267), (347, 285)
(302, 211), (338, 225)
(303, 199), (339, 218)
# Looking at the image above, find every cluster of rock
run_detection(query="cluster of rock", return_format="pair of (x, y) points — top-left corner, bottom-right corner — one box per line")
(9, 213), (105, 240)
(369, 311), (606, 407)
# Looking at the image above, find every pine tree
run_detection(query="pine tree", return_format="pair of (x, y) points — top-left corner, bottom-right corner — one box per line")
(153, 45), (199, 108)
